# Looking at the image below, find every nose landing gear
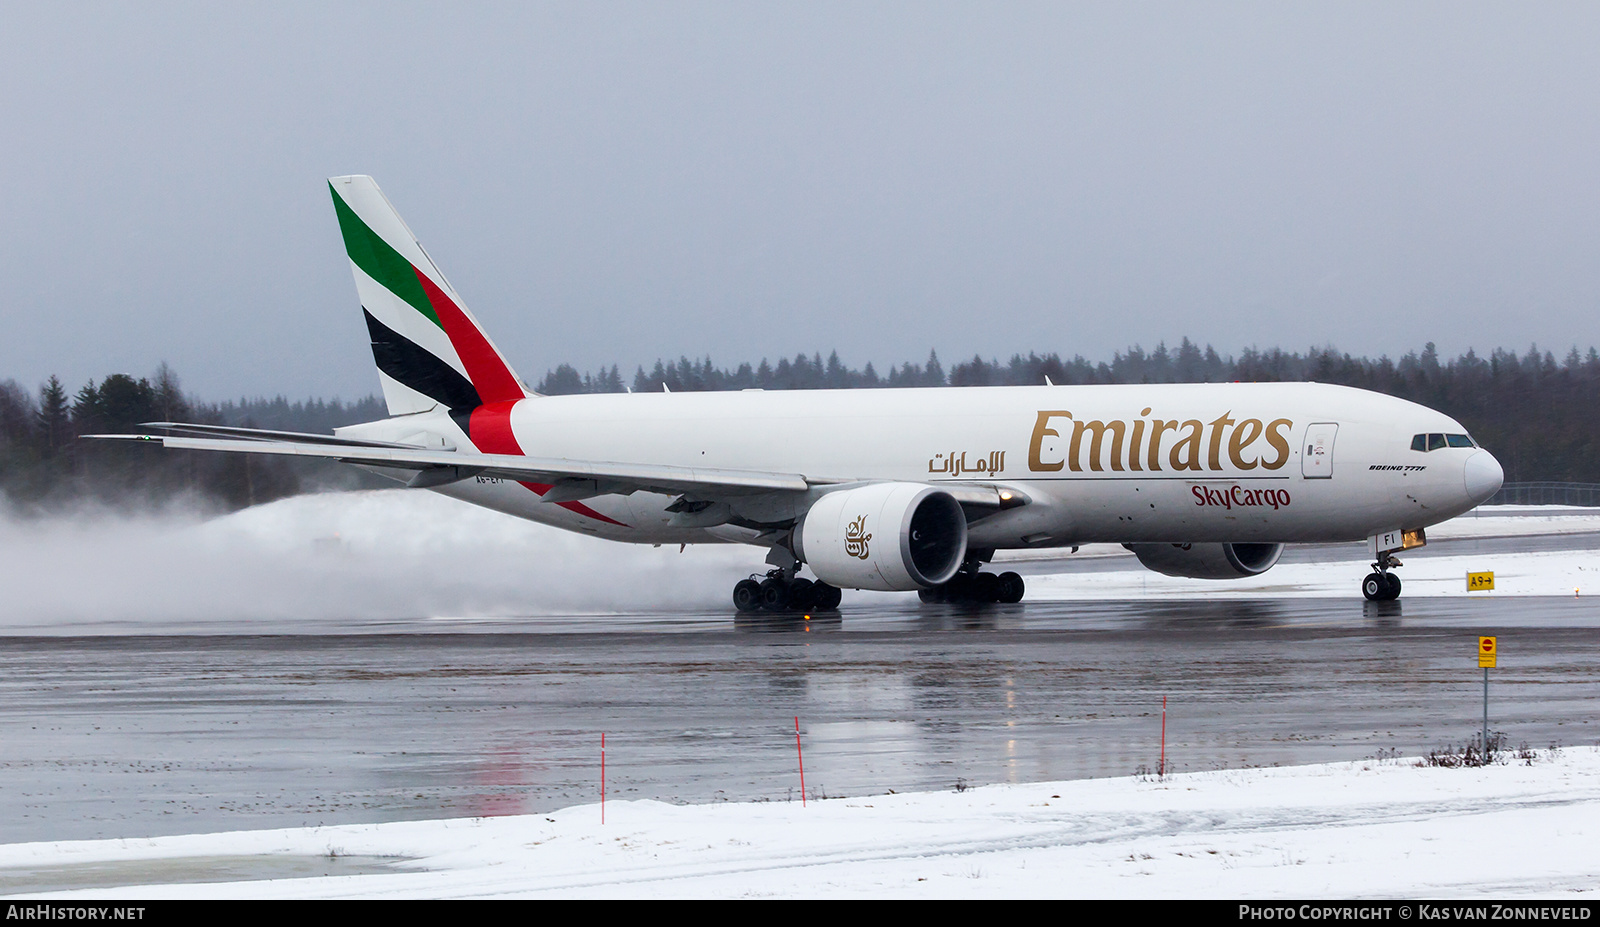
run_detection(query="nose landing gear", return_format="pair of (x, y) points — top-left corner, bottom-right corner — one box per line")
(1362, 552), (1404, 601)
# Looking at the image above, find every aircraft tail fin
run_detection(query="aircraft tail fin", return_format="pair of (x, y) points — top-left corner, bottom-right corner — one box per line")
(328, 175), (530, 416)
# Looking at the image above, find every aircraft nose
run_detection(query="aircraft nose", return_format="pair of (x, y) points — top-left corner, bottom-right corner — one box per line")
(1464, 450), (1504, 505)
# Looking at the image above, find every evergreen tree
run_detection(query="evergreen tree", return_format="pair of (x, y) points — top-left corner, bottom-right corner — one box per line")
(71, 379), (101, 434)
(0, 380), (33, 452)
(35, 375), (70, 456)
(538, 364), (585, 395)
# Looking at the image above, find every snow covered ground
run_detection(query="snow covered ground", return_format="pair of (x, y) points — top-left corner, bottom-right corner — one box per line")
(4, 748), (1597, 899)
(1423, 508), (1600, 540)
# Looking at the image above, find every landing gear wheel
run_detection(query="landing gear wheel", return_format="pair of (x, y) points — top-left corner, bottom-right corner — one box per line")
(1364, 549), (1404, 602)
(759, 578), (789, 611)
(919, 567), (1025, 606)
(996, 571), (1025, 604)
(733, 579), (763, 612)
(738, 570), (840, 614)
(787, 578), (816, 611)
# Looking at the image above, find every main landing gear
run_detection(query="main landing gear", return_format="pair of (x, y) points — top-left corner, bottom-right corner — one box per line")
(918, 561), (1026, 605)
(733, 570), (843, 613)
(1362, 551), (1404, 601)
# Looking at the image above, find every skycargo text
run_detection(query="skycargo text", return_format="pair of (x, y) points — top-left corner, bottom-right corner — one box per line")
(1194, 485), (1292, 510)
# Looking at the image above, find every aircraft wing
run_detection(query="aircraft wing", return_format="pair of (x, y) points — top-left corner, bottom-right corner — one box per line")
(88, 425), (1026, 508)
(92, 431), (813, 497)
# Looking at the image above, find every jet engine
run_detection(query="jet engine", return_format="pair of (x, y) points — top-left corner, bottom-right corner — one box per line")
(1125, 542), (1284, 579)
(794, 483), (967, 591)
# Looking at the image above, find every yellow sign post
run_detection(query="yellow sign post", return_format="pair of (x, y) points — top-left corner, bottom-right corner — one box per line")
(1468, 571), (1495, 592)
(1478, 636), (1497, 760)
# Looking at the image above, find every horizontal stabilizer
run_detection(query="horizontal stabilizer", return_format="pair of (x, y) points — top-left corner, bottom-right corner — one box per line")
(138, 422), (427, 449)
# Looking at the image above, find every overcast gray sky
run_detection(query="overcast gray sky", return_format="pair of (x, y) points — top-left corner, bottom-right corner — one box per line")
(2, 2), (1597, 400)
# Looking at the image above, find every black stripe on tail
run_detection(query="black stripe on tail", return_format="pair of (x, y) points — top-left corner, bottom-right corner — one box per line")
(364, 308), (482, 412)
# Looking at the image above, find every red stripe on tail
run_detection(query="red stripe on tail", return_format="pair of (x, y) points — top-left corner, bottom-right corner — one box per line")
(414, 269), (525, 405)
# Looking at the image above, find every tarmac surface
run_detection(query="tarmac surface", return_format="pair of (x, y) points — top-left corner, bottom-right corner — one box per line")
(1, 583), (1597, 846)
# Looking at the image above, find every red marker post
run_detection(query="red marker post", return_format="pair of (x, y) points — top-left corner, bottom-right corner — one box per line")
(1160, 696), (1167, 779)
(795, 717), (806, 807)
(601, 733), (606, 824)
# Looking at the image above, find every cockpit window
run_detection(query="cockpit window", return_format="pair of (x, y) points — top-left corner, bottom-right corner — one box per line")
(1412, 432), (1477, 451)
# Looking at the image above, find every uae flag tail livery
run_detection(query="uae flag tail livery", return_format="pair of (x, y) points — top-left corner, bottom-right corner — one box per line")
(330, 175), (527, 417)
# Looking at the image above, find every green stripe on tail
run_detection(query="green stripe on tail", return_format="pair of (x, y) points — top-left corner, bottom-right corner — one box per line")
(329, 182), (441, 329)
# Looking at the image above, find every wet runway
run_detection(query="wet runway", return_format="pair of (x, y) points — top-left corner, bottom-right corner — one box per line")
(1, 593), (1597, 845)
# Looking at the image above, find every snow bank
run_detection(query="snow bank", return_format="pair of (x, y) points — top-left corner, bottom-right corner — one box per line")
(5, 748), (1597, 899)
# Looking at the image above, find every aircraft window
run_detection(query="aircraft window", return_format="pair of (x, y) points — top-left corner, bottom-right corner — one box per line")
(1447, 434), (1475, 448)
(1427, 433), (1446, 451)
(1411, 434), (1427, 452)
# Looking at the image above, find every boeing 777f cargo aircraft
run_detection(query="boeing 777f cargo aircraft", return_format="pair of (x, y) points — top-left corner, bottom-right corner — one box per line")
(101, 176), (1505, 610)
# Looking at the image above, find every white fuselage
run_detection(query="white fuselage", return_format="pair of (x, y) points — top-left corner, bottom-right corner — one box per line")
(344, 381), (1501, 554)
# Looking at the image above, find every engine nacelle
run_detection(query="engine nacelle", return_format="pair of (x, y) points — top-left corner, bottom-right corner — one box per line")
(794, 483), (967, 591)
(1126, 542), (1284, 579)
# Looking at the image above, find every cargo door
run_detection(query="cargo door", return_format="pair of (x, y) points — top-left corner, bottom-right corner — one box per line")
(1302, 423), (1338, 478)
